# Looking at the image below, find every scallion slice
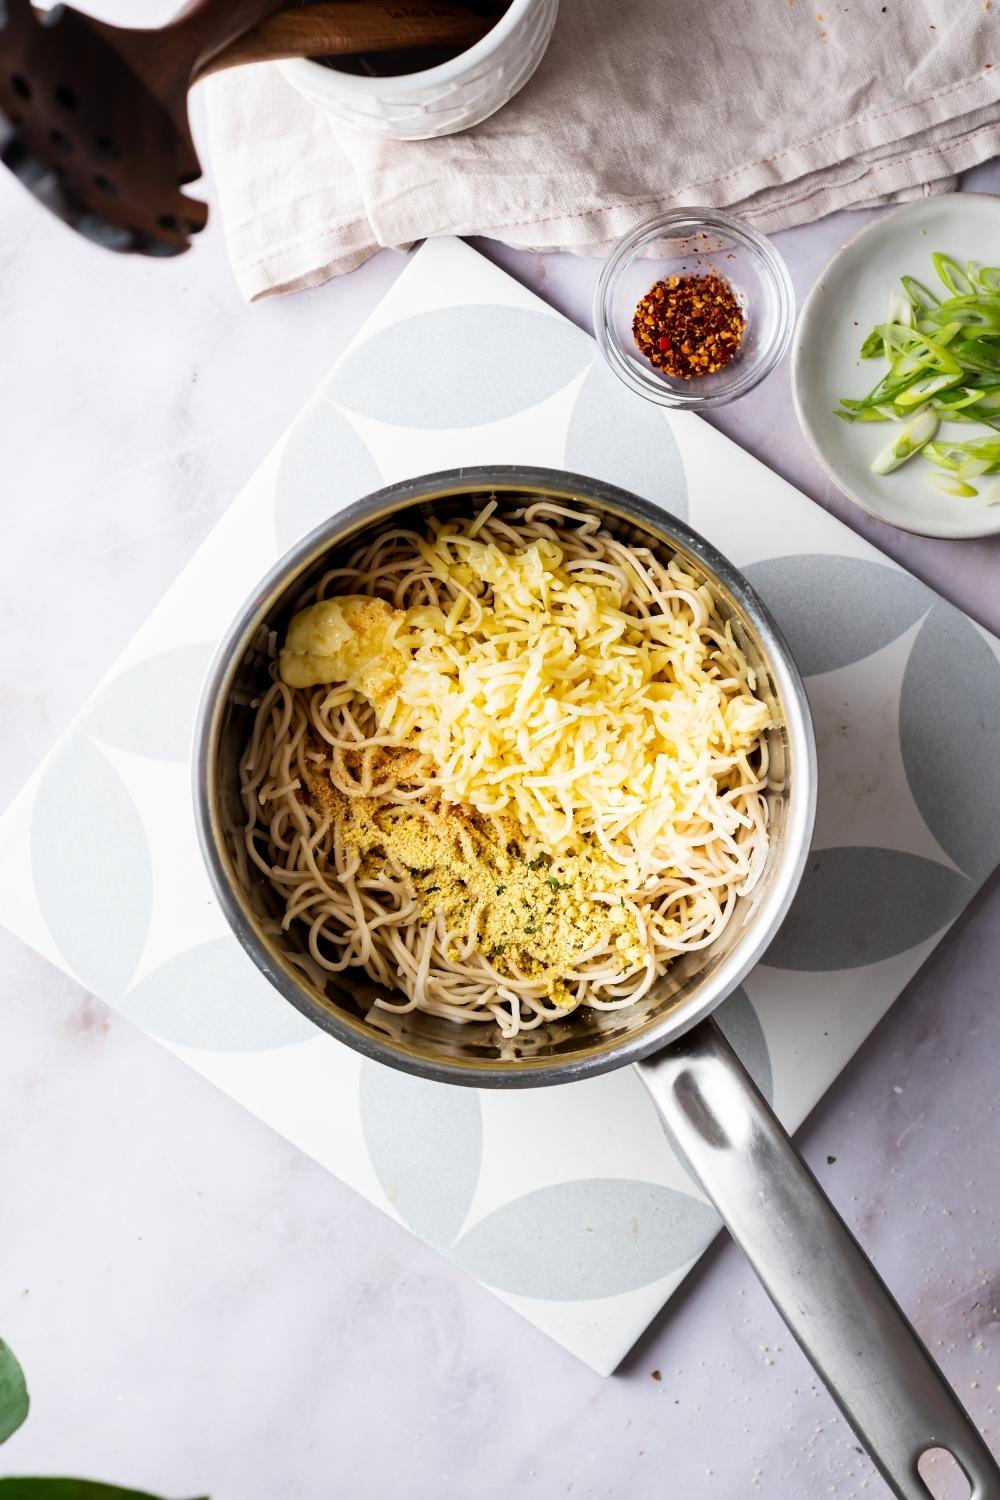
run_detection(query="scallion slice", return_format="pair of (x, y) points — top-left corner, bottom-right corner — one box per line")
(932, 253), (977, 297)
(870, 410), (939, 474)
(927, 471), (979, 498)
(901, 275), (940, 311)
(894, 372), (961, 407)
(887, 289), (913, 328)
(957, 456), (993, 481)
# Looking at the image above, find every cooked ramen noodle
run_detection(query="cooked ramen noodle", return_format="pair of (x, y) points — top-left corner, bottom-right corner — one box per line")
(239, 502), (772, 1037)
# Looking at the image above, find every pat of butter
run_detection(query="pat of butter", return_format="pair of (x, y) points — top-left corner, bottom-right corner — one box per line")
(278, 595), (403, 695)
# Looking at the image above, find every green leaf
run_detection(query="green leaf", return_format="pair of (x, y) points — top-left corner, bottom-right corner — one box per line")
(0, 1484), (208, 1500)
(0, 1341), (29, 1445)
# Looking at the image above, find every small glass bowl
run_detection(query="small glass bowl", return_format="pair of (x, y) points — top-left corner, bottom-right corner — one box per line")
(594, 208), (795, 409)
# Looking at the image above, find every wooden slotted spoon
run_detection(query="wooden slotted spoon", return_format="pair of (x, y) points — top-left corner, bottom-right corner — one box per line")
(0, 0), (495, 257)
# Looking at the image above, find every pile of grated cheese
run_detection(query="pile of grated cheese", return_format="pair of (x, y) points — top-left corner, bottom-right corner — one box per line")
(280, 514), (771, 880)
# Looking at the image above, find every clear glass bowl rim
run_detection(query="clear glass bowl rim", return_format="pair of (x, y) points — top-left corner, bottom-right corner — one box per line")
(593, 207), (796, 410)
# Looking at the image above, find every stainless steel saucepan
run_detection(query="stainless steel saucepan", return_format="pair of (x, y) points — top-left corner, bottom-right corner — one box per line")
(194, 467), (1000, 1500)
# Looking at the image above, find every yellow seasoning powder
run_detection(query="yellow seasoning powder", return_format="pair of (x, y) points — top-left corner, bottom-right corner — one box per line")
(305, 758), (649, 1004)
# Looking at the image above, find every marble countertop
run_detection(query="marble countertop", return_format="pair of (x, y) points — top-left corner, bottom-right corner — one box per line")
(0, 117), (998, 1498)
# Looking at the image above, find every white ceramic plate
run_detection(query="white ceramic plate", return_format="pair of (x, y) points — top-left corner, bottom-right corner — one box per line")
(792, 193), (1000, 540)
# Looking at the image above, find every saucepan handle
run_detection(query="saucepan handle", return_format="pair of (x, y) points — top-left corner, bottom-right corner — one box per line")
(636, 1018), (1000, 1500)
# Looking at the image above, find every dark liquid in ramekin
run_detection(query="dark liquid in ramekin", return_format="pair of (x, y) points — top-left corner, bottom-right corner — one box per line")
(316, 1), (510, 79)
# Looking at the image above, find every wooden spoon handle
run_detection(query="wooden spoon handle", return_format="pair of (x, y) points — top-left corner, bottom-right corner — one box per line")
(200, 2), (493, 76)
(167, 0), (295, 78)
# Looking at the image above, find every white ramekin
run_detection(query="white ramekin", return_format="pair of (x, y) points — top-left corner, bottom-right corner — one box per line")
(277, 0), (559, 141)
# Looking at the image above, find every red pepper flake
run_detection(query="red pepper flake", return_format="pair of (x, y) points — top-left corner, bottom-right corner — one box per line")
(632, 273), (746, 380)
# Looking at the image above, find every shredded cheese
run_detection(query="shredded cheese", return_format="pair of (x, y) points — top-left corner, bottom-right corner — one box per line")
(280, 517), (771, 882)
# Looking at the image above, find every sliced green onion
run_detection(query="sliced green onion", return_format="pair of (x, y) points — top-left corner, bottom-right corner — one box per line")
(848, 368), (924, 410)
(945, 409), (1000, 432)
(887, 289), (913, 328)
(966, 262), (1000, 295)
(931, 386), (986, 412)
(933, 253), (976, 297)
(960, 410), (1000, 432)
(950, 437), (1000, 463)
(902, 275), (940, 311)
(870, 410), (939, 473)
(926, 320), (963, 350)
(878, 326), (919, 361)
(841, 248), (1000, 508)
(923, 442), (965, 470)
(928, 297), (1000, 332)
(839, 400), (918, 423)
(923, 444), (959, 468)
(968, 388), (1000, 410)
(927, 471), (979, 498)
(875, 324), (963, 371)
(895, 372), (960, 407)
(977, 478), (1000, 504)
(950, 338), (1000, 374)
(957, 456), (993, 481)
(835, 405), (890, 423)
